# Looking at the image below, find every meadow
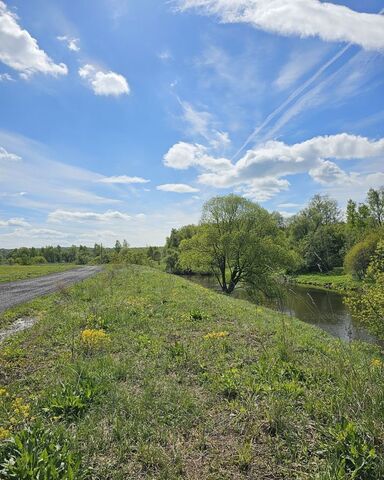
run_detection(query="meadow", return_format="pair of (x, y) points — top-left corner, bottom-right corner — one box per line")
(0, 265), (383, 479)
(0, 264), (77, 283)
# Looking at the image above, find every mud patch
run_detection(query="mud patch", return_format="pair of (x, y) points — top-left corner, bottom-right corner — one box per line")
(0, 317), (37, 344)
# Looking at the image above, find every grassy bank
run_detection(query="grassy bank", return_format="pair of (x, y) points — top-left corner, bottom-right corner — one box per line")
(0, 264), (77, 283)
(294, 271), (359, 293)
(1, 266), (383, 479)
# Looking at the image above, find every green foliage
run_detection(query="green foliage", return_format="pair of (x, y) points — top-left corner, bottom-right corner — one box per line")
(0, 423), (86, 479)
(43, 375), (102, 421)
(346, 240), (384, 339)
(164, 225), (201, 273)
(344, 232), (382, 279)
(288, 194), (345, 272)
(179, 194), (297, 294)
(324, 421), (378, 479)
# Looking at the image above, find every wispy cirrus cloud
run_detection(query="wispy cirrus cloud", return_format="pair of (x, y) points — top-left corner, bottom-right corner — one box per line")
(175, 0), (384, 52)
(48, 209), (134, 223)
(0, 1), (67, 77)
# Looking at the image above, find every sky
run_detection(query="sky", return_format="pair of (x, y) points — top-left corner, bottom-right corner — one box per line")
(0, 0), (383, 248)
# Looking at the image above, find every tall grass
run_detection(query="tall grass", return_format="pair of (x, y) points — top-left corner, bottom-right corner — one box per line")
(0, 265), (383, 478)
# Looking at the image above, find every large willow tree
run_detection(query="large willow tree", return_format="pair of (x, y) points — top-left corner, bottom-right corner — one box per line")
(179, 194), (296, 294)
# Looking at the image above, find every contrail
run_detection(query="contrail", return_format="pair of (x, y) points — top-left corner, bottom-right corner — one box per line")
(231, 43), (352, 160)
(231, 8), (384, 161)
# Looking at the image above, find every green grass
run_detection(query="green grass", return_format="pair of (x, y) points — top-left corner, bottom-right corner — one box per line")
(295, 271), (360, 292)
(0, 265), (383, 479)
(0, 264), (78, 283)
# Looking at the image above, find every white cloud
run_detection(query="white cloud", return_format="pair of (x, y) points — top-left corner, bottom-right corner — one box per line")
(164, 141), (232, 171)
(48, 209), (132, 223)
(237, 177), (290, 202)
(202, 134), (384, 187)
(0, 217), (30, 227)
(0, 146), (21, 161)
(156, 183), (199, 193)
(57, 35), (80, 52)
(176, 0), (384, 52)
(99, 175), (150, 184)
(165, 133), (384, 201)
(0, 1), (67, 77)
(309, 160), (353, 186)
(79, 64), (130, 96)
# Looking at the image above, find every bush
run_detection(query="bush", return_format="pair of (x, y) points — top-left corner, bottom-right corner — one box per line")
(346, 241), (384, 339)
(31, 256), (48, 265)
(344, 233), (382, 279)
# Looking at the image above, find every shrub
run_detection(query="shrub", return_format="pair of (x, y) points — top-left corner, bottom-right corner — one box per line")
(346, 241), (384, 339)
(344, 233), (381, 279)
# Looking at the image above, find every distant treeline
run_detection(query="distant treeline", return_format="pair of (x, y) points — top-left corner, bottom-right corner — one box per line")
(0, 242), (163, 267)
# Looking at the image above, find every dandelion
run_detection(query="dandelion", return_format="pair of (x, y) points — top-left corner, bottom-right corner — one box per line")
(371, 358), (382, 368)
(80, 329), (110, 351)
(203, 331), (229, 340)
(0, 387), (7, 397)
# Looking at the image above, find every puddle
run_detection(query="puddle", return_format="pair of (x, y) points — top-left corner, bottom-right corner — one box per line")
(0, 317), (37, 344)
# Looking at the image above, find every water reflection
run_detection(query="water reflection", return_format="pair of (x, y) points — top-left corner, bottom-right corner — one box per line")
(183, 275), (378, 344)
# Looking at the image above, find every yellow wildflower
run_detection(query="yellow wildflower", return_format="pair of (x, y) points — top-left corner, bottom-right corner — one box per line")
(371, 358), (382, 368)
(203, 331), (229, 340)
(12, 397), (30, 418)
(0, 387), (7, 397)
(81, 329), (110, 350)
(0, 427), (11, 441)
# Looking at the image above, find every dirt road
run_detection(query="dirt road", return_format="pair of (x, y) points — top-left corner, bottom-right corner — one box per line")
(0, 266), (103, 314)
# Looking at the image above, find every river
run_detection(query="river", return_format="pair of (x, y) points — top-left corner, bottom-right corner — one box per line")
(184, 275), (379, 344)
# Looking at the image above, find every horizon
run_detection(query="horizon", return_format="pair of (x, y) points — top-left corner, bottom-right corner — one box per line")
(0, 0), (383, 248)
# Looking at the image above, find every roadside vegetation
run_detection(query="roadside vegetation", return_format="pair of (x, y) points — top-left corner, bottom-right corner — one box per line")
(0, 264), (77, 283)
(1, 265), (384, 479)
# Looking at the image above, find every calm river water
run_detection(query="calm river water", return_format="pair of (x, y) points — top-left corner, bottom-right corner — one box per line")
(184, 275), (379, 344)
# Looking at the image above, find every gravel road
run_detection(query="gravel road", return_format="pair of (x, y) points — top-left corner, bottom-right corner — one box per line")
(0, 266), (103, 314)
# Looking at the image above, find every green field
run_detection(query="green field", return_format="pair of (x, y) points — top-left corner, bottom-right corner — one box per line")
(294, 271), (360, 292)
(0, 266), (383, 478)
(0, 264), (77, 283)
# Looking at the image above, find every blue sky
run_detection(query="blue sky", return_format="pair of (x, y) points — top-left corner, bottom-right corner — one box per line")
(0, 0), (383, 247)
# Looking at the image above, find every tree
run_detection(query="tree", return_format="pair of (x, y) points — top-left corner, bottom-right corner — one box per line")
(288, 194), (345, 272)
(367, 187), (384, 227)
(346, 240), (384, 339)
(179, 194), (296, 294)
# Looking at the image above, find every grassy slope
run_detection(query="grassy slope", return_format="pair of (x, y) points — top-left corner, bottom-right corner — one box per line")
(0, 266), (383, 479)
(295, 272), (359, 292)
(0, 264), (77, 283)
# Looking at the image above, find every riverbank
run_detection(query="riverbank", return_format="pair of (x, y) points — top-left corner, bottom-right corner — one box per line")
(1, 265), (383, 478)
(293, 271), (360, 293)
